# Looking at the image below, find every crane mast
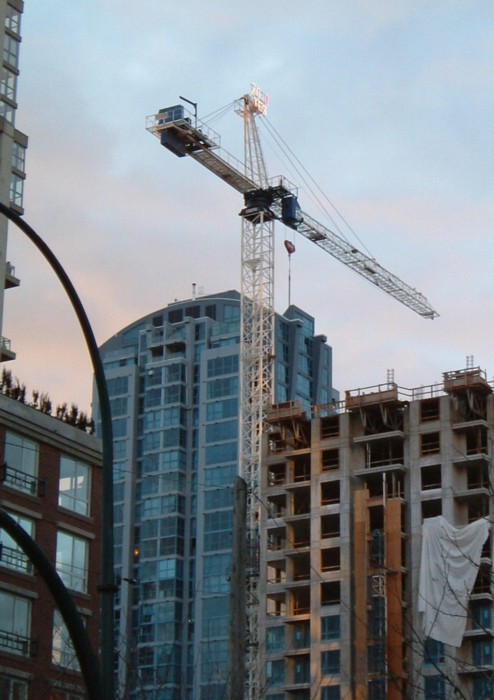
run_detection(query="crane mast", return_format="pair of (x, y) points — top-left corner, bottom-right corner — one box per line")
(235, 86), (274, 699)
(146, 87), (438, 700)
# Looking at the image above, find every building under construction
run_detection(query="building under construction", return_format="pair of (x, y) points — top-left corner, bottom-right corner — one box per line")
(260, 365), (493, 700)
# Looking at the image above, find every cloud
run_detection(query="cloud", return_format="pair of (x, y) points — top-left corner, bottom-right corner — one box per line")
(6, 0), (493, 413)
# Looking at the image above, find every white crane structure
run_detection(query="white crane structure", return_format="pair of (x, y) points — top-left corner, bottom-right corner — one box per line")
(146, 85), (438, 699)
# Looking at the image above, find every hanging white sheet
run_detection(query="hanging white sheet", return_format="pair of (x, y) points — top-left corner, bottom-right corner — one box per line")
(418, 516), (490, 647)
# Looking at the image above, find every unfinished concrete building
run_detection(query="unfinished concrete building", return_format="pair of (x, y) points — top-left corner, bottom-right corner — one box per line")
(259, 366), (494, 700)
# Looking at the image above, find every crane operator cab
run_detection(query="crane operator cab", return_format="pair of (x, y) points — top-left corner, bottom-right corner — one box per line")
(281, 193), (302, 229)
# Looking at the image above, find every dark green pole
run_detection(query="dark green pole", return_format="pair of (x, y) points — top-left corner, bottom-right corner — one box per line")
(0, 202), (115, 700)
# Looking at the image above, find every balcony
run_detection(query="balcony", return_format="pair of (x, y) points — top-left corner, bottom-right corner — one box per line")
(0, 463), (45, 497)
(346, 382), (403, 410)
(0, 543), (33, 574)
(443, 367), (492, 396)
(0, 629), (33, 656)
(454, 486), (491, 504)
(4, 261), (20, 289)
(0, 336), (15, 362)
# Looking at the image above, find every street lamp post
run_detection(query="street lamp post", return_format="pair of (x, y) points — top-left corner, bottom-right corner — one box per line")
(0, 202), (115, 700)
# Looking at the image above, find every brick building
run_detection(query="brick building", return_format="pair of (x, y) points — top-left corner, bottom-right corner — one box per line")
(0, 393), (102, 700)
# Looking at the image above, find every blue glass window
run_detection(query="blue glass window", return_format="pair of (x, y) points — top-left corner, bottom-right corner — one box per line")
(321, 650), (340, 676)
(266, 626), (285, 653)
(424, 675), (445, 699)
(207, 398), (238, 420)
(321, 615), (340, 642)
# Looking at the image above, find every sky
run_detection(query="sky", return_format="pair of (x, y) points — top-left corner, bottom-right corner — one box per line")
(4, 0), (494, 413)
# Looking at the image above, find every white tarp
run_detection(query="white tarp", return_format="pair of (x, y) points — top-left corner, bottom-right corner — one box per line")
(418, 516), (490, 647)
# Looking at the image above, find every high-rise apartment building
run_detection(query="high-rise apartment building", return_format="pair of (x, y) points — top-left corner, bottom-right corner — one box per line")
(96, 289), (337, 700)
(261, 366), (493, 699)
(0, 392), (102, 700)
(0, 0), (27, 361)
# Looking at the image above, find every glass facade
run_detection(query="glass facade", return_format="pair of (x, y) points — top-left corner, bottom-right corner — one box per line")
(97, 291), (336, 699)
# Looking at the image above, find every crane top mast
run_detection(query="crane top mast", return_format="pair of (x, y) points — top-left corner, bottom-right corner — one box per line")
(234, 84), (269, 187)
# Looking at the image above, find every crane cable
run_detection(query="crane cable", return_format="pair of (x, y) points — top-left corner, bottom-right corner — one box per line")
(202, 101), (236, 127)
(258, 115), (374, 259)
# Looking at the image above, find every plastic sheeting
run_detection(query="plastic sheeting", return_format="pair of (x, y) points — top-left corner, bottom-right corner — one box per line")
(418, 516), (490, 647)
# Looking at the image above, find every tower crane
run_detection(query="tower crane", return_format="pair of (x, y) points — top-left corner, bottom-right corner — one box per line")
(146, 85), (438, 700)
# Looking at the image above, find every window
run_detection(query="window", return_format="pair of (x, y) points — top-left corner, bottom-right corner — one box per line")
(206, 420), (237, 443)
(292, 621), (310, 649)
(207, 398), (237, 421)
(422, 499), (442, 520)
(424, 675), (445, 699)
(200, 640), (228, 682)
(0, 100), (14, 123)
(322, 449), (339, 471)
(321, 416), (339, 439)
(368, 680), (386, 700)
(3, 34), (19, 69)
(223, 304), (240, 322)
(201, 596), (229, 640)
(321, 544), (341, 568)
(205, 442), (237, 465)
(5, 6), (21, 36)
(204, 488), (233, 510)
(0, 591), (30, 655)
(203, 553), (231, 594)
(204, 463), (236, 487)
(52, 609), (80, 671)
(0, 674), (28, 700)
(3, 432), (39, 494)
(321, 615), (340, 642)
(207, 355), (238, 377)
(110, 396), (128, 417)
(421, 399), (440, 421)
(472, 604), (492, 630)
(11, 141), (25, 173)
(421, 432), (440, 455)
(321, 513), (340, 539)
(368, 642), (385, 673)
(0, 512), (33, 573)
(49, 692), (84, 700)
(322, 689), (341, 700)
(321, 581), (340, 606)
(293, 655), (310, 683)
(106, 375), (129, 395)
(424, 639), (444, 666)
(164, 363), (185, 384)
(9, 173), (24, 208)
(59, 457), (90, 516)
(472, 640), (493, 666)
(56, 532), (88, 593)
(321, 649), (340, 676)
(204, 510), (233, 551)
(266, 659), (285, 687)
(0, 66), (16, 101)
(473, 677), (494, 699)
(112, 418), (127, 438)
(421, 465), (441, 491)
(266, 626), (285, 653)
(207, 376), (238, 400)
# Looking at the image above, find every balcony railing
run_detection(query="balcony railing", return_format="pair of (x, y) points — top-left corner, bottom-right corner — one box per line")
(0, 629), (32, 656)
(0, 463), (46, 497)
(0, 542), (33, 573)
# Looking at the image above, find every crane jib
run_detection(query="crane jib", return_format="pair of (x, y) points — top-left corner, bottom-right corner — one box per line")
(146, 102), (438, 320)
